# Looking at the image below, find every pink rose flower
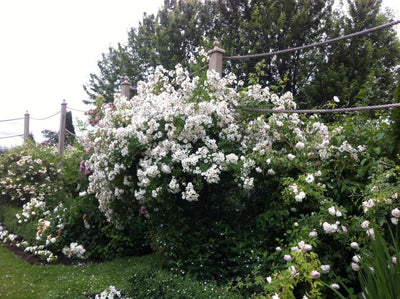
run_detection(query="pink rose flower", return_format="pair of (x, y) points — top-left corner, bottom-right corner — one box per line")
(284, 254), (292, 262)
(311, 270), (320, 278)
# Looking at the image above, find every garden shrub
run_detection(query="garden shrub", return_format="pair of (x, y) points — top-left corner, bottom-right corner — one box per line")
(0, 141), (62, 206)
(125, 264), (242, 299)
(1, 49), (399, 298)
(0, 205), (38, 245)
(0, 143), (85, 258)
(391, 76), (400, 157)
(0, 141), (150, 261)
(80, 48), (400, 297)
(58, 192), (151, 260)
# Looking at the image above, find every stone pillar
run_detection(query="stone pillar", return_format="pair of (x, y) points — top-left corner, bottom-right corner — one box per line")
(208, 41), (225, 77)
(121, 76), (131, 99)
(58, 100), (67, 155)
(24, 111), (30, 142)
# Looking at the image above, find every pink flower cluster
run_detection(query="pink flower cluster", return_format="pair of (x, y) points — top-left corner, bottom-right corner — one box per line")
(391, 208), (400, 225)
(79, 160), (91, 176)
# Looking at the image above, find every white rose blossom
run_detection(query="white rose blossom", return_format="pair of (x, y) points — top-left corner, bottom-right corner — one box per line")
(295, 141), (305, 149)
(305, 174), (314, 183)
(350, 242), (359, 249)
(361, 220), (370, 229)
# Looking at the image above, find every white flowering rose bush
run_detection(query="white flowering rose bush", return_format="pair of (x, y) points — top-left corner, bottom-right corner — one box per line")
(0, 141), (63, 205)
(0, 142), (143, 262)
(0, 143), (93, 260)
(81, 52), (400, 297)
(85, 62), (344, 226)
(84, 63), (280, 225)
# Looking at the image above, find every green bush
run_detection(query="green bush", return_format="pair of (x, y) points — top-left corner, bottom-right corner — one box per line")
(57, 192), (151, 260)
(0, 205), (37, 244)
(125, 264), (243, 299)
(147, 180), (271, 281)
(81, 55), (400, 297)
(391, 76), (400, 157)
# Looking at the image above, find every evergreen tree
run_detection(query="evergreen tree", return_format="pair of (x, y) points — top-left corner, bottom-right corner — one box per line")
(230, 0), (334, 95)
(41, 111), (75, 146)
(65, 111), (76, 146)
(300, 0), (400, 107)
(84, 0), (400, 109)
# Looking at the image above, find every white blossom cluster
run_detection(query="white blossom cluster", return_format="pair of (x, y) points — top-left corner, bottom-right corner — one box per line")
(24, 245), (57, 263)
(62, 242), (86, 259)
(289, 183), (306, 202)
(322, 221), (340, 234)
(291, 240), (313, 252)
(83, 55), (369, 225)
(0, 224), (14, 243)
(94, 286), (123, 299)
(84, 63), (285, 223)
(16, 196), (46, 223)
(0, 150), (62, 202)
(0, 222), (57, 263)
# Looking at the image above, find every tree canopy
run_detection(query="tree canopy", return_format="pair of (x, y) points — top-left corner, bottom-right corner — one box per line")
(84, 0), (400, 107)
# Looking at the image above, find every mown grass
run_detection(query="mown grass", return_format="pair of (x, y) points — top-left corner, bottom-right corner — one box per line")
(0, 244), (241, 298)
(0, 244), (158, 298)
(0, 202), (240, 298)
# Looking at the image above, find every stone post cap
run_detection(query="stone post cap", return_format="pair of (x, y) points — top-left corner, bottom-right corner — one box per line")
(208, 40), (226, 54)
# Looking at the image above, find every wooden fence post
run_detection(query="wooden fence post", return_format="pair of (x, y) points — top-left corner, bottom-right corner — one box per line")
(208, 41), (225, 77)
(24, 111), (30, 142)
(121, 76), (131, 99)
(58, 100), (67, 156)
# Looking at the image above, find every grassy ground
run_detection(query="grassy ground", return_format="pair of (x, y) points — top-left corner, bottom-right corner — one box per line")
(0, 244), (157, 298)
(0, 204), (241, 298)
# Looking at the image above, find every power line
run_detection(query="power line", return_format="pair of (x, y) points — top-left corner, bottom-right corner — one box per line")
(224, 20), (400, 60)
(235, 103), (400, 114)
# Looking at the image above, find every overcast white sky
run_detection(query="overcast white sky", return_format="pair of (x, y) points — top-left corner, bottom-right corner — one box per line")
(0, 0), (400, 148)
(0, 0), (164, 148)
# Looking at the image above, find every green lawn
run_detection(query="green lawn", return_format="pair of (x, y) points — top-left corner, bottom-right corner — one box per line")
(0, 244), (155, 298)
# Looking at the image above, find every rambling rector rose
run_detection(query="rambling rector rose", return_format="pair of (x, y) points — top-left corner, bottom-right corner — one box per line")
(82, 51), (368, 232)
(83, 57), (304, 224)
